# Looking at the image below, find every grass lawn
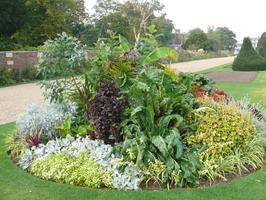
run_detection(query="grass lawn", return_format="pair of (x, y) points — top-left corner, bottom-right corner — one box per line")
(199, 64), (266, 107)
(198, 63), (233, 73)
(0, 123), (266, 200)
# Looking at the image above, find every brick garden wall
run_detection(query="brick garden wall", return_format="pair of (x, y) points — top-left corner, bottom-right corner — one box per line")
(0, 51), (93, 70)
(0, 51), (41, 69)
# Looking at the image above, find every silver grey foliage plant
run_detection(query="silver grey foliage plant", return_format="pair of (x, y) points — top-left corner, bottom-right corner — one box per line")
(238, 97), (266, 136)
(16, 102), (78, 139)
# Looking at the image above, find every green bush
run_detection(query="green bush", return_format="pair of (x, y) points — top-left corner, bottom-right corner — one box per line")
(257, 32), (266, 58)
(189, 100), (256, 159)
(188, 100), (264, 181)
(0, 66), (40, 87)
(0, 68), (15, 86)
(5, 132), (26, 163)
(29, 152), (113, 188)
(233, 37), (266, 71)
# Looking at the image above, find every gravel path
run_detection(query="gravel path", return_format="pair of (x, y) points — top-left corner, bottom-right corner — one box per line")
(171, 56), (235, 72)
(207, 72), (258, 83)
(0, 83), (45, 124)
(0, 57), (235, 124)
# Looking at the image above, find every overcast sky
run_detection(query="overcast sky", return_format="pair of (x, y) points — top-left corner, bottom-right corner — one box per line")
(85, 0), (266, 42)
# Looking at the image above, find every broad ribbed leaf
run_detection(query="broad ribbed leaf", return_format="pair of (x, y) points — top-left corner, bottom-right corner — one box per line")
(158, 114), (183, 136)
(151, 135), (169, 158)
(165, 128), (183, 159)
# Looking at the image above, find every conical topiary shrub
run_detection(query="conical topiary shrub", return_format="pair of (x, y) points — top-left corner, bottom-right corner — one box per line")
(233, 37), (266, 71)
(257, 32), (266, 58)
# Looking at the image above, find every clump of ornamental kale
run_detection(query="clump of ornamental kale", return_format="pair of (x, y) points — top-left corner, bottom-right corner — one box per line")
(89, 80), (128, 145)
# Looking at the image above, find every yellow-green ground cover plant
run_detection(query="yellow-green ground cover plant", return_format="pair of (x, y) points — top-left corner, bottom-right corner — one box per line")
(5, 32), (266, 190)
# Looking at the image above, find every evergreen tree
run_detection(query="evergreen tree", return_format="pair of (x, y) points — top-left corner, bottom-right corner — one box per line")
(257, 32), (266, 58)
(233, 37), (266, 71)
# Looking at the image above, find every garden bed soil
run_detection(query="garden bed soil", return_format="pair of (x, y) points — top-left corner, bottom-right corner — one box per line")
(207, 72), (258, 83)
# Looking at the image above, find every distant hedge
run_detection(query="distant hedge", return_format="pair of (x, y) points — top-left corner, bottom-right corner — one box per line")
(233, 37), (266, 71)
(257, 32), (266, 58)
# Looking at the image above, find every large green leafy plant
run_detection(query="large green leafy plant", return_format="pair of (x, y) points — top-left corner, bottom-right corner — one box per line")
(114, 67), (202, 188)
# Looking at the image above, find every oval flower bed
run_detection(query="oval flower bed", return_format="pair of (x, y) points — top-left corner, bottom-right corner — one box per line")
(6, 33), (266, 190)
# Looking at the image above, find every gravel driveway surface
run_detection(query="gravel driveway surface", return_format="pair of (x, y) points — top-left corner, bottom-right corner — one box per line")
(0, 83), (45, 124)
(171, 56), (235, 72)
(207, 72), (258, 83)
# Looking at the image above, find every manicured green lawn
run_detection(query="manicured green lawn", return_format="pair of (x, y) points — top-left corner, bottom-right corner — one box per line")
(199, 63), (233, 73)
(198, 64), (266, 107)
(1, 123), (266, 200)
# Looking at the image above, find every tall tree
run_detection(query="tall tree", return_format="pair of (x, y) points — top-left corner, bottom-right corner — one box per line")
(206, 29), (223, 51)
(216, 27), (237, 51)
(151, 15), (175, 45)
(183, 28), (209, 50)
(0, 0), (28, 50)
(95, 12), (133, 41)
(121, 0), (163, 48)
(93, 0), (119, 19)
(12, 0), (87, 47)
(0, 0), (27, 36)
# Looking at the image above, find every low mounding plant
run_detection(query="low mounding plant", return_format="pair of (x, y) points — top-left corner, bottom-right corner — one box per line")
(188, 99), (264, 181)
(0, 68), (15, 86)
(189, 99), (256, 159)
(233, 37), (266, 71)
(5, 132), (26, 163)
(16, 102), (77, 139)
(29, 152), (113, 188)
(19, 136), (141, 189)
(89, 80), (128, 145)
(178, 72), (216, 95)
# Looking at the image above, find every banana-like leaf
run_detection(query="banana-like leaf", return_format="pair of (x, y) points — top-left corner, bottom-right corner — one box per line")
(143, 47), (179, 65)
(151, 135), (169, 158)
(119, 35), (130, 52)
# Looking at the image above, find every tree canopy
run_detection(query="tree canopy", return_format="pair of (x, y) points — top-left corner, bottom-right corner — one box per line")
(183, 28), (209, 50)
(0, 0), (87, 50)
(0, 0), (238, 51)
